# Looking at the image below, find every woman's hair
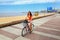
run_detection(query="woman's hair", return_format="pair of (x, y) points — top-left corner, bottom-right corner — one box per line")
(27, 11), (32, 16)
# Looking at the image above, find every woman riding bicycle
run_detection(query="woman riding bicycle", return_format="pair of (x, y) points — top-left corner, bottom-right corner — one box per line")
(26, 11), (32, 32)
(21, 11), (33, 36)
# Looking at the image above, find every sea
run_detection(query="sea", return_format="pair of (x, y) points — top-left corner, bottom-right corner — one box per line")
(0, 12), (48, 17)
(0, 12), (28, 17)
(0, 12), (42, 17)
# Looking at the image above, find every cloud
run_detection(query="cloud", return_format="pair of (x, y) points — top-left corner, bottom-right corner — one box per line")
(0, 0), (56, 5)
(55, 0), (60, 2)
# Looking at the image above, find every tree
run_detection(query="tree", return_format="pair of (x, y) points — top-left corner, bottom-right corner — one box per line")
(34, 11), (39, 16)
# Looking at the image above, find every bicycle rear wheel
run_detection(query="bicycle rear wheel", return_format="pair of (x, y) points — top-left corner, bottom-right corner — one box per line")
(29, 24), (34, 33)
(31, 24), (34, 31)
(21, 27), (27, 37)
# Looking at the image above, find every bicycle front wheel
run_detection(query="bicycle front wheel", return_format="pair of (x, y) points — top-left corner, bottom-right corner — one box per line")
(21, 27), (27, 37)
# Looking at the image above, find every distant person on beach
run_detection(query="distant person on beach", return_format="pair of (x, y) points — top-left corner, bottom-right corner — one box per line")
(26, 11), (32, 32)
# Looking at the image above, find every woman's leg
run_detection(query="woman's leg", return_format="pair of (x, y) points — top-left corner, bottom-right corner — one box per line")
(30, 23), (32, 31)
(29, 21), (32, 31)
(28, 20), (32, 31)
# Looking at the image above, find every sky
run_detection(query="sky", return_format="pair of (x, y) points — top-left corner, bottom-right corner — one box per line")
(0, 0), (60, 12)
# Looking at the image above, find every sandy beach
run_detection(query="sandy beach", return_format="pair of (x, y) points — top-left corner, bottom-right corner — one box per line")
(0, 13), (55, 27)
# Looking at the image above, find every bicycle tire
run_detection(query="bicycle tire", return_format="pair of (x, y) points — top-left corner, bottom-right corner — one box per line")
(21, 27), (27, 37)
(29, 24), (34, 33)
(31, 24), (34, 31)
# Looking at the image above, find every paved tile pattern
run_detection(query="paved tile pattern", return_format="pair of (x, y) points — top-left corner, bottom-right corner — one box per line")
(0, 14), (60, 40)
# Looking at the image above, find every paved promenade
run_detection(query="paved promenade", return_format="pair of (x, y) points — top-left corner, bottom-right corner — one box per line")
(0, 14), (60, 40)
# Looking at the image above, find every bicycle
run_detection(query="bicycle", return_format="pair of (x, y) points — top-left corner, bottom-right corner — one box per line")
(21, 20), (34, 37)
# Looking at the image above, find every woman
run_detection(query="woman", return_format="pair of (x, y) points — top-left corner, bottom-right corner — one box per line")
(26, 11), (32, 32)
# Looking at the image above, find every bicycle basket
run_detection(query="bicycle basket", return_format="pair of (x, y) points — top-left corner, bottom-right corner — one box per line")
(22, 20), (28, 26)
(23, 20), (28, 23)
